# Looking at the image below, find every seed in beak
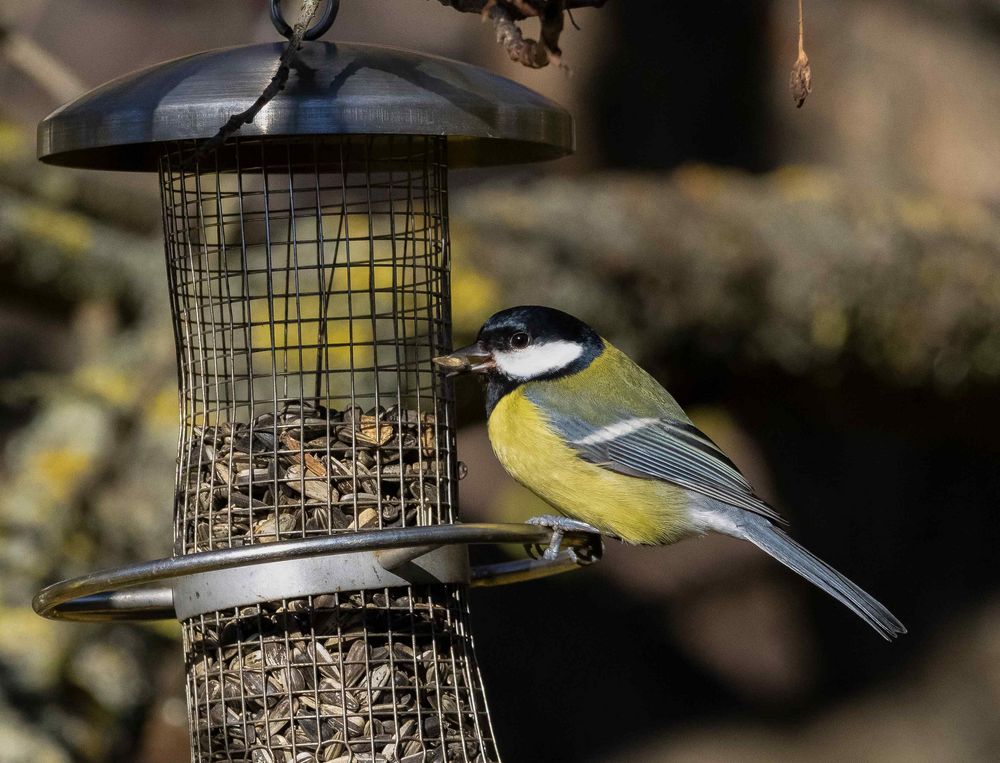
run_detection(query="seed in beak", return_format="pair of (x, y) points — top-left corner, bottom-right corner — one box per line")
(432, 355), (470, 371)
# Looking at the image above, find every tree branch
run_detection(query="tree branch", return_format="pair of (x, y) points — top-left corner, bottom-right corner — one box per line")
(487, 3), (549, 68)
(437, 0), (608, 18)
(444, 0), (608, 68)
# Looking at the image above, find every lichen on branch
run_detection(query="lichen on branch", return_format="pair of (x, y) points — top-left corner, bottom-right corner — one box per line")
(437, 0), (608, 69)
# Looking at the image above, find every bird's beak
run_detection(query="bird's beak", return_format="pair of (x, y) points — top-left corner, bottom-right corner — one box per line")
(432, 342), (495, 375)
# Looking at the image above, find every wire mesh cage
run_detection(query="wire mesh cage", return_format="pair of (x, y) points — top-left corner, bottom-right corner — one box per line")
(32, 31), (584, 763)
(162, 135), (497, 761)
(163, 136), (457, 551)
(184, 589), (493, 762)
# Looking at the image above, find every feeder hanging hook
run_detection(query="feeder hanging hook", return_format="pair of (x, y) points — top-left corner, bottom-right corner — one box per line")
(270, 0), (339, 41)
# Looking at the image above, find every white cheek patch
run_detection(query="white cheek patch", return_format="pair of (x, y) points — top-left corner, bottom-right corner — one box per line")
(493, 340), (585, 381)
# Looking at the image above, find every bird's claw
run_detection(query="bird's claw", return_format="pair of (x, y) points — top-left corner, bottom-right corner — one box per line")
(524, 515), (602, 563)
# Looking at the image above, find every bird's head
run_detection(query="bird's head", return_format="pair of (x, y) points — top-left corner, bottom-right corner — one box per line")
(434, 306), (602, 383)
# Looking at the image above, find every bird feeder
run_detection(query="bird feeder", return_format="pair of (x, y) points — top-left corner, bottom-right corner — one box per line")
(32, 6), (602, 762)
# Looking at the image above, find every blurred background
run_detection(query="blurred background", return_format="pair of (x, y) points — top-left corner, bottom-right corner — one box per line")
(1, 1), (999, 761)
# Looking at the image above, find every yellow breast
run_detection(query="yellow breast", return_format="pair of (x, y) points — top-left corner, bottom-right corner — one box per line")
(486, 388), (692, 545)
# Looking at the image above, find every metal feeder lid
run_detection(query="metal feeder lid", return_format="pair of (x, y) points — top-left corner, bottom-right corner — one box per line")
(37, 41), (574, 171)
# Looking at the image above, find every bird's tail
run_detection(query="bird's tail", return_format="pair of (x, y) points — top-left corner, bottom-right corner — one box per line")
(733, 513), (906, 640)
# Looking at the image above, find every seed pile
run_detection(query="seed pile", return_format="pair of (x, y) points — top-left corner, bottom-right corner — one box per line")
(179, 403), (491, 761)
(185, 589), (496, 763)
(179, 403), (462, 554)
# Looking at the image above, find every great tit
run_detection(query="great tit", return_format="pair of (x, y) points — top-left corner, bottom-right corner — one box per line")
(434, 305), (905, 640)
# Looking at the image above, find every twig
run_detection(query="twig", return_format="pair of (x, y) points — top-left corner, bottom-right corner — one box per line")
(437, 0), (607, 17)
(482, 0), (576, 70)
(486, 2), (549, 68)
(539, 0), (567, 68)
(790, 0), (812, 108)
(191, 0), (322, 162)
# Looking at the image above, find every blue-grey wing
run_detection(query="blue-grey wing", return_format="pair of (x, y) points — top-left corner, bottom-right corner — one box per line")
(551, 413), (787, 525)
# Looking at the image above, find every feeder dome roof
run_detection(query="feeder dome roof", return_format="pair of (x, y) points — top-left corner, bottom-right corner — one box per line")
(37, 41), (574, 171)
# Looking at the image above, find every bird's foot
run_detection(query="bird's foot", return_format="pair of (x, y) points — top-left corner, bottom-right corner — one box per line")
(524, 515), (603, 562)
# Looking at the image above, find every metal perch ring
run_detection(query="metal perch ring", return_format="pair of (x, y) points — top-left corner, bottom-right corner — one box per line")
(33, 522), (602, 623)
(269, 0), (340, 41)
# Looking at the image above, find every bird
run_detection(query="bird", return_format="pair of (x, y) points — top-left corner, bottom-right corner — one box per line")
(433, 305), (905, 640)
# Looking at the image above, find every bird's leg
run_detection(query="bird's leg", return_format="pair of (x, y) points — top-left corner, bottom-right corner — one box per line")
(525, 515), (603, 562)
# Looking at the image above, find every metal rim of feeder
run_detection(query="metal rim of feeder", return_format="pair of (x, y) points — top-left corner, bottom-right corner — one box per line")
(33, 522), (603, 622)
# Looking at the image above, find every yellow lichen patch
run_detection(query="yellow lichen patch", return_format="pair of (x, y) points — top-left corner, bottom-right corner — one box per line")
(773, 165), (839, 204)
(972, 335), (1000, 377)
(249, 294), (373, 374)
(145, 385), (180, 428)
(321, 213), (373, 242)
(451, 268), (500, 335)
(63, 528), (98, 566)
(139, 619), (184, 640)
(0, 121), (30, 161)
(0, 610), (68, 689)
(675, 164), (730, 202)
(896, 196), (948, 234)
(16, 205), (93, 256)
(450, 223), (502, 334)
(72, 365), (137, 408)
(916, 251), (971, 291)
(896, 194), (993, 237)
(810, 302), (850, 351)
(33, 447), (94, 502)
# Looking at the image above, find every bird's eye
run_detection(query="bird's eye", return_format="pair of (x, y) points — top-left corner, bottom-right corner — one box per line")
(510, 332), (531, 350)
